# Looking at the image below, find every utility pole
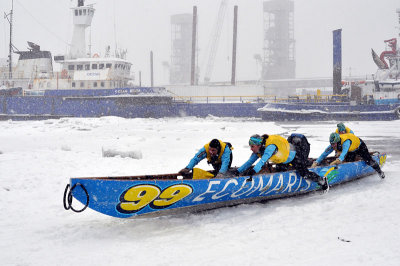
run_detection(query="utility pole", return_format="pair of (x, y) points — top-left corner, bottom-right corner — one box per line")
(231, 5), (238, 85)
(150, 51), (154, 87)
(4, 0), (14, 79)
(190, 6), (197, 86)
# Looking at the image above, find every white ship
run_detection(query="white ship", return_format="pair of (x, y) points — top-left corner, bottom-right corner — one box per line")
(1, 0), (135, 95)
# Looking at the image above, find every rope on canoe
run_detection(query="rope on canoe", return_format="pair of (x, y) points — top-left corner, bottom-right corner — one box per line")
(63, 183), (89, 213)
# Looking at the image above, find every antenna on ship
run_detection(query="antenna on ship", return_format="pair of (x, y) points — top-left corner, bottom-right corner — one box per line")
(397, 8), (400, 37)
(113, 0), (118, 58)
(4, 0), (14, 79)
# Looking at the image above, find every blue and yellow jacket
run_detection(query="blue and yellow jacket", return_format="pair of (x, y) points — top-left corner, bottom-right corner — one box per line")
(237, 135), (296, 174)
(335, 127), (354, 134)
(316, 133), (361, 164)
(186, 140), (232, 173)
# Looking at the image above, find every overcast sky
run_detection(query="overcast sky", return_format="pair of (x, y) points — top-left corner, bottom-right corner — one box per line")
(1, 0), (399, 85)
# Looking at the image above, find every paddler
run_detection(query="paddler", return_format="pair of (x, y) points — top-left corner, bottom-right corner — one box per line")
(179, 139), (233, 178)
(336, 122), (354, 134)
(235, 134), (329, 192)
(311, 132), (385, 179)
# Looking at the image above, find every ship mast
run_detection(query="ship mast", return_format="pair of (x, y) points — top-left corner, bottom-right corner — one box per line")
(4, 0), (14, 79)
(70, 0), (95, 59)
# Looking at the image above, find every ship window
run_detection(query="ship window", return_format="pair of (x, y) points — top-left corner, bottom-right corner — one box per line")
(92, 64), (97, 69)
(99, 63), (104, 69)
(83, 9), (86, 15)
(106, 63), (112, 68)
(93, 82), (97, 87)
(101, 82), (105, 87)
(72, 82), (76, 88)
(79, 10), (82, 16)
(85, 64), (90, 70)
(114, 64), (118, 69)
(68, 65), (75, 70)
(80, 82), (84, 87)
(75, 10), (78, 16)
(77, 64), (83, 70)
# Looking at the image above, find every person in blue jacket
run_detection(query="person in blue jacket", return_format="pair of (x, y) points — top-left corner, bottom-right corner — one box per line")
(334, 123), (354, 157)
(336, 122), (354, 134)
(179, 139), (233, 178)
(311, 132), (385, 179)
(235, 134), (329, 192)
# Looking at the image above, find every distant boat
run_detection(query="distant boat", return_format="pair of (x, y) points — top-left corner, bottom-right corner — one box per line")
(0, 0), (179, 120)
(258, 33), (400, 121)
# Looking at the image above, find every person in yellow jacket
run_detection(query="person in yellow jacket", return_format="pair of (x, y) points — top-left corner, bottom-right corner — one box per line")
(179, 139), (233, 178)
(311, 132), (385, 179)
(336, 122), (354, 134)
(235, 134), (329, 192)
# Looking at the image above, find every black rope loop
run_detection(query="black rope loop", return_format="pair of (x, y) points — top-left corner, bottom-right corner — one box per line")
(63, 183), (89, 213)
(63, 184), (71, 210)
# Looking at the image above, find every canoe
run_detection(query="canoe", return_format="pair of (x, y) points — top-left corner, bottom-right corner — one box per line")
(63, 152), (387, 218)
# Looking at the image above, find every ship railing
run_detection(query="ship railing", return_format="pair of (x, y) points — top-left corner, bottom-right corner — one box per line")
(1, 70), (50, 80)
(171, 94), (349, 104)
(270, 94), (349, 103)
(171, 95), (276, 103)
(1, 71), (27, 80)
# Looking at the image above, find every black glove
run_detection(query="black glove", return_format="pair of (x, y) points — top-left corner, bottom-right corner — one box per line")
(233, 169), (240, 176)
(179, 168), (190, 175)
(247, 168), (256, 176)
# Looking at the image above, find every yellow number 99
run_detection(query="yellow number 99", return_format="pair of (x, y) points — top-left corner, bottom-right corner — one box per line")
(151, 184), (193, 209)
(117, 185), (160, 213)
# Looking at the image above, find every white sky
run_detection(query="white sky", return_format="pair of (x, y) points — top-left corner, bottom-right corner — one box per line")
(1, 0), (399, 85)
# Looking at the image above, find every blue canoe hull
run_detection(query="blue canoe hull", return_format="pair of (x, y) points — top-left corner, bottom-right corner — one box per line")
(68, 153), (386, 218)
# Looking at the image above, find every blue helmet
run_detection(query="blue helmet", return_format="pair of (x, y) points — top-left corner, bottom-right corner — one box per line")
(329, 132), (341, 144)
(337, 122), (346, 132)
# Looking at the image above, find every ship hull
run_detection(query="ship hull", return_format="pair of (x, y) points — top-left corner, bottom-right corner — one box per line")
(259, 102), (400, 121)
(0, 93), (265, 119)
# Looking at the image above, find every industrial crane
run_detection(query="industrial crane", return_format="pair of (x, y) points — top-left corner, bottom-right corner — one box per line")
(203, 0), (228, 83)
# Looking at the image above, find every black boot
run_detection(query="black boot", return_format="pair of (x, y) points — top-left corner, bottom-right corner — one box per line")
(370, 161), (384, 179)
(305, 172), (329, 193)
(319, 176), (329, 193)
(378, 171), (385, 179)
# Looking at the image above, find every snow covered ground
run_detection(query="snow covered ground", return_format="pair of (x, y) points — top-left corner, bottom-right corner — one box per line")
(0, 117), (399, 266)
